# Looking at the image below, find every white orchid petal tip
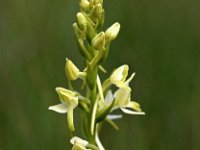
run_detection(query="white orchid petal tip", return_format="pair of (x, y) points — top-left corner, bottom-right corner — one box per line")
(121, 108), (145, 115)
(48, 103), (68, 114)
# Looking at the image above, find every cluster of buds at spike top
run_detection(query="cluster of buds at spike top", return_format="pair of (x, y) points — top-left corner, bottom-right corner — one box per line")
(72, 0), (121, 93)
(73, 0), (120, 65)
(49, 0), (145, 149)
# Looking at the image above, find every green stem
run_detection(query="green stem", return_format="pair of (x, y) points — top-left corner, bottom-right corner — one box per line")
(87, 86), (97, 145)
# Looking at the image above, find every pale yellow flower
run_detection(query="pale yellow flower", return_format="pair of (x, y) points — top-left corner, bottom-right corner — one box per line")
(48, 87), (78, 131)
(110, 65), (135, 88)
(70, 136), (91, 150)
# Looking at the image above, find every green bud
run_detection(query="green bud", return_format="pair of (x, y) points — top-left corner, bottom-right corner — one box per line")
(73, 23), (85, 40)
(65, 58), (80, 81)
(76, 12), (87, 30)
(91, 4), (103, 20)
(80, 0), (90, 11)
(105, 22), (120, 42)
(92, 0), (103, 5)
(96, 9), (105, 30)
(92, 32), (105, 50)
(86, 22), (96, 42)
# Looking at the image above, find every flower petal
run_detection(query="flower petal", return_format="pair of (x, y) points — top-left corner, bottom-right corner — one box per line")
(48, 103), (68, 113)
(105, 90), (114, 105)
(70, 136), (88, 146)
(124, 72), (136, 86)
(126, 101), (141, 112)
(120, 108), (145, 115)
(107, 114), (123, 120)
(110, 65), (129, 87)
(114, 86), (131, 107)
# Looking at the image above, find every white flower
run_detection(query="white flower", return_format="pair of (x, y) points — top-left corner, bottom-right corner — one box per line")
(70, 136), (91, 150)
(48, 87), (78, 131)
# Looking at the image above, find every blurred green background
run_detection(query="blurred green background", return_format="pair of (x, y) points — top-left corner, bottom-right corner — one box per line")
(1, 0), (200, 149)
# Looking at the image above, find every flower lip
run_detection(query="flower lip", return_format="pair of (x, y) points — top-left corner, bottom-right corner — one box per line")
(120, 108), (145, 115)
(48, 103), (68, 114)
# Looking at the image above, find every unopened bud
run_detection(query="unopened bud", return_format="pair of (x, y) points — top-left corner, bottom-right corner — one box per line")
(91, 4), (102, 20)
(92, 32), (105, 50)
(96, 9), (105, 30)
(73, 23), (85, 39)
(92, 0), (103, 5)
(80, 0), (90, 11)
(76, 12), (87, 30)
(105, 22), (120, 42)
(65, 58), (80, 80)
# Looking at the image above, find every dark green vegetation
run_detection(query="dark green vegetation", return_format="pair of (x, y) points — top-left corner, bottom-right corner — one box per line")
(0, 0), (200, 149)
